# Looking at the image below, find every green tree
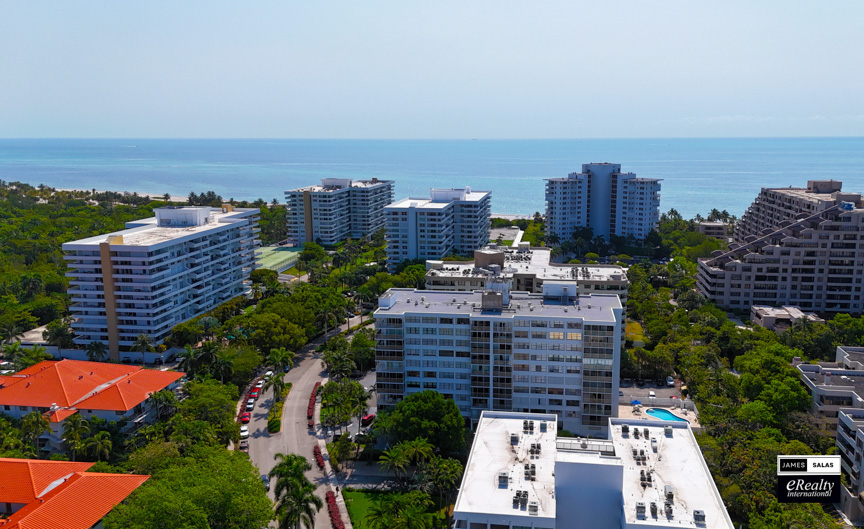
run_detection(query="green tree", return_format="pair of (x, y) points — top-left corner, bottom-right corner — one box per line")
(269, 453), (323, 529)
(380, 390), (466, 456)
(85, 340), (108, 362)
(130, 333), (154, 364)
(62, 413), (90, 461)
(84, 431), (113, 461)
(365, 490), (434, 529)
(43, 317), (75, 349)
(21, 411), (50, 454)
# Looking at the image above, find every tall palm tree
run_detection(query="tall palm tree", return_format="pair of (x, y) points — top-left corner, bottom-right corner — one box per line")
(267, 347), (296, 375)
(43, 318), (75, 349)
(85, 431), (113, 461)
(21, 411), (50, 454)
(62, 413), (90, 461)
(379, 445), (409, 486)
(275, 481), (323, 529)
(366, 491), (434, 529)
(130, 334), (153, 365)
(209, 354), (235, 384)
(85, 341), (108, 362)
(0, 321), (25, 345)
(177, 344), (196, 375)
(195, 340), (221, 368)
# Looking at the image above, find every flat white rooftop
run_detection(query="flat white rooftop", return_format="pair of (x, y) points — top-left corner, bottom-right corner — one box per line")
(287, 178), (392, 193)
(455, 412), (559, 522)
(63, 207), (257, 249)
(385, 189), (490, 210)
(375, 288), (622, 322)
(427, 247), (627, 283)
(610, 419), (733, 529)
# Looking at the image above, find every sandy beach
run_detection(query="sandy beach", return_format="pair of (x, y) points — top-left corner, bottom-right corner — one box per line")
(57, 188), (188, 203)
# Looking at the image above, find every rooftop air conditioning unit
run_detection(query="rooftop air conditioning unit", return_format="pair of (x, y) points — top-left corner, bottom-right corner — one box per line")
(528, 501), (539, 515)
(693, 510), (706, 523)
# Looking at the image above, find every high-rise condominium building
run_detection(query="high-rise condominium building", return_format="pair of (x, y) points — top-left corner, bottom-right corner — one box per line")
(284, 178), (394, 246)
(452, 411), (734, 529)
(545, 163), (661, 241)
(384, 187), (491, 271)
(63, 206), (260, 359)
(374, 282), (623, 437)
(697, 181), (864, 314)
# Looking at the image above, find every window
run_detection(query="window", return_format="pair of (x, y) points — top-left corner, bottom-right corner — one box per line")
(567, 332), (582, 340)
(549, 332), (564, 340)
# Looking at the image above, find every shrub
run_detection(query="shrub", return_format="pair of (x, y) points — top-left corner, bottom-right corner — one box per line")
(326, 491), (345, 529)
(314, 445), (325, 470)
(266, 384), (292, 433)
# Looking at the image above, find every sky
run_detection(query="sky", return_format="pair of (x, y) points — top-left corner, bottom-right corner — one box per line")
(1, 1), (862, 139)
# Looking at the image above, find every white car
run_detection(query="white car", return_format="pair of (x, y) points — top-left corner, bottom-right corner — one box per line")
(240, 426), (249, 439)
(263, 370), (274, 381)
(245, 399), (255, 411)
(255, 380), (265, 388)
(666, 376), (675, 387)
(648, 390), (656, 399)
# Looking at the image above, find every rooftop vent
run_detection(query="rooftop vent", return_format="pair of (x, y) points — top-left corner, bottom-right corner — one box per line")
(636, 502), (646, 516)
(498, 471), (509, 486)
(621, 424), (630, 435)
(665, 485), (675, 501)
(510, 433), (519, 445)
(694, 510), (706, 523)
(664, 425), (673, 437)
(528, 501), (539, 515)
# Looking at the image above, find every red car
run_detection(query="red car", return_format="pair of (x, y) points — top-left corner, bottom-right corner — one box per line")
(239, 412), (251, 424)
(249, 389), (260, 399)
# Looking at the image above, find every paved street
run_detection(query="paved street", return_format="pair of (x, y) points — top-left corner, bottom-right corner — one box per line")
(244, 313), (366, 529)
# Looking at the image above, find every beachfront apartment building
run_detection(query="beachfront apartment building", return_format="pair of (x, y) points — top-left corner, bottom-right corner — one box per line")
(384, 187), (491, 271)
(545, 163), (661, 241)
(425, 245), (629, 306)
(374, 282), (623, 438)
(793, 347), (864, 523)
(63, 206), (260, 359)
(284, 178), (394, 246)
(452, 411), (734, 529)
(697, 181), (864, 314)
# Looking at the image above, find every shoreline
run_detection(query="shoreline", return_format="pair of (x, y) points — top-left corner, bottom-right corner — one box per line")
(56, 188), (188, 203)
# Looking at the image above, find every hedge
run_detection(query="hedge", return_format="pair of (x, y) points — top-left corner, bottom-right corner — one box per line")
(326, 491), (345, 529)
(266, 383), (293, 433)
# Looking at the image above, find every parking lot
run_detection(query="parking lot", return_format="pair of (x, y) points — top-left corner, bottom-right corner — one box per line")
(619, 378), (680, 400)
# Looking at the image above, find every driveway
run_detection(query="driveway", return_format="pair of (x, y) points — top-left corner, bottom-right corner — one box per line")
(619, 379), (680, 400)
(245, 313), (366, 529)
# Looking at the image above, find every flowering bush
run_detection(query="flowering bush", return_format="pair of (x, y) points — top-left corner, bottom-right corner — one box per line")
(308, 419), (314, 428)
(307, 382), (321, 420)
(314, 445), (325, 470)
(325, 490), (345, 529)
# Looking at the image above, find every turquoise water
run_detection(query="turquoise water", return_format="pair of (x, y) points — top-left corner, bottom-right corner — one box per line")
(645, 408), (689, 422)
(1, 138), (863, 218)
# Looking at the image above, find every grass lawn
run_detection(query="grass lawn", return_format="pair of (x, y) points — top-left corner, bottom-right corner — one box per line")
(342, 490), (449, 529)
(501, 239), (514, 246)
(625, 321), (646, 343)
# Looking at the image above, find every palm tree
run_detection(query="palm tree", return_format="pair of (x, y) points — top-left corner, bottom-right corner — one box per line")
(149, 389), (178, 421)
(379, 445), (410, 487)
(85, 431), (113, 461)
(130, 334), (153, 364)
(62, 413), (90, 461)
(85, 341), (108, 362)
(177, 344), (196, 374)
(43, 318), (75, 349)
(366, 491), (434, 529)
(275, 481), (323, 529)
(269, 453), (322, 529)
(400, 438), (434, 467)
(426, 456), (463, 523)
(195, 340), (221, 368)
(0, 321), (25, 345)
(21, 411), (50, 454)
(209, 354), (235, 384)
(267, 347), (296, 375)
(18, 273), (44, 300)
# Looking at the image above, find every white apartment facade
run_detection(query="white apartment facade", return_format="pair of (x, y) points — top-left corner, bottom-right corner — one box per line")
(384, 188), (491, 271)
(284, 178), (394, 246)
(425, 245), (629, 306)
(545, 163), (661, 241)
(63, 206), (260, 359)
(374, 283), (623, 437)
(697, 181), (864, 314)
(794, 347), (864, 523)
(452, 411), (734, 529)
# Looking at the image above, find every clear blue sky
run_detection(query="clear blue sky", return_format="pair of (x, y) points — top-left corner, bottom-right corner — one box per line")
(1, 1), (862, 138)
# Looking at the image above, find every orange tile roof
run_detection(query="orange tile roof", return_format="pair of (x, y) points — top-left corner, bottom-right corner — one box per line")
(0, 458), (93, 504)
(0, 359), (183, 412)
(0, 470), (149, 529)
(46, 408), (78, 423)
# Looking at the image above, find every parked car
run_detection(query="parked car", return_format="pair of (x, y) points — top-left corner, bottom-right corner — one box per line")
(245, 399), (255, 411)
(261, 474), (270, 491)
(648, 390), (656, 399)
(263, 370), (274, 380)
(240, 426), (249, 439)
(284, 365), (291, 373)
(239, 412), (251, 424)
(255, 380), (265, 388)
(666, 376), (675, 387)
(249, 389), (260, 399)
(239, 439), (249, 453)
(361, 414), (375, 427)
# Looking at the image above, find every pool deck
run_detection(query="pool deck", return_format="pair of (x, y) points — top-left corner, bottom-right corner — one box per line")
(617, 404), (701, 428)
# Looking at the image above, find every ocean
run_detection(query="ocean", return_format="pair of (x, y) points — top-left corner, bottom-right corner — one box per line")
(1, 137), (863, 219)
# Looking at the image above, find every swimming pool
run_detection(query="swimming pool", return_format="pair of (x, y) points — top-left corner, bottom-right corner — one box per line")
(645, 408), (689, 422)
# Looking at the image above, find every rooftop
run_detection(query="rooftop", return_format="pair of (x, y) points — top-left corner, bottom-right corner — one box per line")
(0, 458), (148, 529)
(0, 359), (183, 412)
(287, 178), (392, 193)
(454, 412), (559, 522)
(610, 419), (733, 528)
(62, 206), (258, 249)
(385, 188), (491, 210)
(375, 288), (622, 322)
(427, 247), (627, 283)
(453, 412), (733, 529)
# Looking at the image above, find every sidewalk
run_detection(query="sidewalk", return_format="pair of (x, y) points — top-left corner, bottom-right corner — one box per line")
(314, 377), (354, 529)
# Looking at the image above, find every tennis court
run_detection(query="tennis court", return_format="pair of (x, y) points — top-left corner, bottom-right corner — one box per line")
(257, 246), (302, 272)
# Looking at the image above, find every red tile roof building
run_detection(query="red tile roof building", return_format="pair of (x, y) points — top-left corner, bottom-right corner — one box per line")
(0, 458), (148, 529)
(0, 360), (183, 453)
